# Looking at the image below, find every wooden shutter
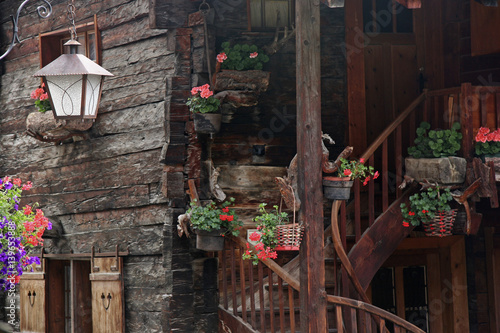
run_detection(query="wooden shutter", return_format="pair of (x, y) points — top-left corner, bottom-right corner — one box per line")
(19, 260), (47, 333)
(90, 257), (125, 333)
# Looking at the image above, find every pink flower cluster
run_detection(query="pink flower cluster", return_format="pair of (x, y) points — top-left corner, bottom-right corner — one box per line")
(30, 84), (49, 101)
(475, 127), (500, 143)
(191, 84), (214, 99)
(217, 52), (227, 63)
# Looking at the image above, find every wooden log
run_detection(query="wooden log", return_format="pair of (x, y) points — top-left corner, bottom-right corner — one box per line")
(214, 70), (270, 92)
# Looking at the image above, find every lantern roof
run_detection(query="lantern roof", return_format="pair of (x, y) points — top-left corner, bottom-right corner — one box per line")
(33, 54), (113, 77)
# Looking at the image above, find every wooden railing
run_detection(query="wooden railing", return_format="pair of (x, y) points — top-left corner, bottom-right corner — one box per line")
(219, 235), (425, 333)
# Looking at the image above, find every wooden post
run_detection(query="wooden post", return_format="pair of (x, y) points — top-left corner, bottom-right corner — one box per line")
(460, 83), (474, 161)
(296, 1), (327, 332)
(345, 0), (367, 156)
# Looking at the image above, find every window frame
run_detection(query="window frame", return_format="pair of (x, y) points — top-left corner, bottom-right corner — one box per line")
(38, 14), (101, 68)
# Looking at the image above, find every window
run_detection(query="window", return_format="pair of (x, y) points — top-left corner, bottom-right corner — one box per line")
(248, 0), (294, 30)
(20, 255), (124, 333)
(39, 15), (101, 67)
(372, 265), (429, 332)
(362, 0), (413, 33)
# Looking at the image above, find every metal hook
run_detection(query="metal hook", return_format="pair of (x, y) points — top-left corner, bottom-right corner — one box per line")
(101, 292), (112, 310)
(28, 290), (36, 307)
(0, 0), (53, 61)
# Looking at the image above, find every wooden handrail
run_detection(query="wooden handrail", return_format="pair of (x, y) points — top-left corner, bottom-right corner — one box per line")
(226, 235), (425, 333)
(229, 235), (300, 291)
(360, 91), (427, 161)
(326, 294), (426, 333)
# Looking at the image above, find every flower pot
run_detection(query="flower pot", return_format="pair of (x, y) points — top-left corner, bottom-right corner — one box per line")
(323, 177), (354, 200)
(195, 229), (225, 251)
(214, 70), (270, 93)
(404, 157), (466, 184)
(421, 210), (457, 237)
(275, 224), (303, 251)
(193, 113), (221, 134)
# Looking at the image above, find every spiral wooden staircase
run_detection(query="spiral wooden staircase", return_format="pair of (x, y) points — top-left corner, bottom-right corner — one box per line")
(218, 83), (500, 333)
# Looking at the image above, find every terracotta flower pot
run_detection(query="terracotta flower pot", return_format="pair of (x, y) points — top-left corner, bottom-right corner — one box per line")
(322, 177), (354, 200)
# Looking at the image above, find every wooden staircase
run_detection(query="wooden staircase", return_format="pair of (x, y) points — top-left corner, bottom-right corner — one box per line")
(218, 83), (500, 332)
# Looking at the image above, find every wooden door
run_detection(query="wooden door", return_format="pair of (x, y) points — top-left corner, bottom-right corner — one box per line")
(90, 257), (125, 333)
(20, 260), (47, 333)
(363, 0), (423, 143)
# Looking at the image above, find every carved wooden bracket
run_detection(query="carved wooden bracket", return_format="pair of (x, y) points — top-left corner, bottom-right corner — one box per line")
(25, 111), (92, 145)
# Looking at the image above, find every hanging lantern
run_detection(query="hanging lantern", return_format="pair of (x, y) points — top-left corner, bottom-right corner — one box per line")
(33, 40), (113, 120)
(33, 0), (113, 120)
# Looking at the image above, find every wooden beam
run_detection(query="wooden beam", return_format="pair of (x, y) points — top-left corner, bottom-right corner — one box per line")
(296, 0), (327, 332)
(345, 0), (367, 156)
(394, 0), (422, 8)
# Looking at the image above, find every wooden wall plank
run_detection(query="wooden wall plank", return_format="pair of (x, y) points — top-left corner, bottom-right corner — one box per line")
(450, 238), (470, 332)
(426, 253), (444, 333)
(470, 0), (500, 56)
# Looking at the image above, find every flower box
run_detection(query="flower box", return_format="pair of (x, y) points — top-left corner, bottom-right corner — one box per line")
(214, 70), (270, 93)
(404, 157), (466, 184)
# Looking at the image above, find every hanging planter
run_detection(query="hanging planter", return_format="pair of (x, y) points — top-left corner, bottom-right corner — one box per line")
(194, 228), (226, 251)
(193, 112), (222, 134)
(275, 223), (303, 251)
(422, 210), (457, 237)
(323, 177), (354, 200)
(187, 198), (242, 251)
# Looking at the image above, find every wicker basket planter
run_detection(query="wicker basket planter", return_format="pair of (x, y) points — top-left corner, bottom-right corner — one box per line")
(421, 210), (457, 237)
(275, 224), (304, 251)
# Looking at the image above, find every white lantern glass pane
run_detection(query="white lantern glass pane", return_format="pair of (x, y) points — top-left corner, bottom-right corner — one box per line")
(46, 75), (83, 117)
(84, 75), (102, 117)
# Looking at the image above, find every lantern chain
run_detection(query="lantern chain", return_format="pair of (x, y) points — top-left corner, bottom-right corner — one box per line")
(67, 0), (77, 41)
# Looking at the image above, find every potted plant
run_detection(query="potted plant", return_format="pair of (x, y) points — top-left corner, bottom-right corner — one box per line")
(0, 177), (52, 290)
(187, 84), (221, 134)
(214, 42), (271, 93)
(400, 186), (456, 237)
(474, 127), (500, 177)
(405, 122), (466, 184)
(323, 158), (379, 200)
(187, 197), (242, 251)
(243, 203), (302, 265)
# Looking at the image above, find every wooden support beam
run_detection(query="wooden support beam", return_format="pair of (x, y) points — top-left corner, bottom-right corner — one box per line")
(296, 0), (327, 332)
(394, 0), (422, 8)
(345, 0), (367, 156)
